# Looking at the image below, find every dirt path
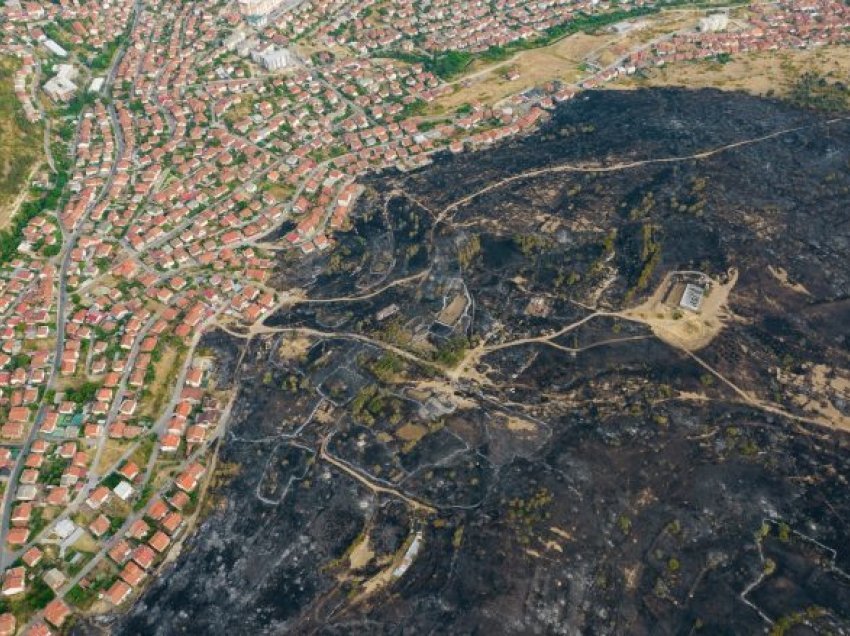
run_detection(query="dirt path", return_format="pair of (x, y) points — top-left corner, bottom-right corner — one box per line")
(299, 269), (429, 305)
(261, 269), (429, 321)
(434, 117), (850, 228)
(319, 435), (437, 514)
(683, 349), (833, 431)
(218, 322), (436, 368)
(482, 311), (608, 353)
(449, 311), (610, 381)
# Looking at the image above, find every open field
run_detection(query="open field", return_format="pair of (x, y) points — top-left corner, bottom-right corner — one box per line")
(347, 533), (374, 570)
(424, 11), (704, 114)
(140, 346), (182, 419)
(0, 57), (42, 231)
(423, 8), (850, 116)
(221, 95), (255, 125)
(610, 46), (850, 97)
(96, 439), (131, 474)
(620, 269), (738, 352)
(72, 531), (101, 555)
(425, 32), (603, 113)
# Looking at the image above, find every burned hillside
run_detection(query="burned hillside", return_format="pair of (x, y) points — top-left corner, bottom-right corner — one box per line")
(98, 89), (850, 636)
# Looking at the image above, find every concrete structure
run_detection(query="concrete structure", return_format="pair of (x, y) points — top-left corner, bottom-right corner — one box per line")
(44, 64), (78, 102)
(699, 13), (729, 32)
(42, 568), (66, 591)
(224, 30), (247, 52)
(251, 45), (295, 71)
(393, 532), (422, 577)
(114, 480), (134, 501)
(679, 283), (706, 312)
(54, 519), (76, 540)
(238, 0), (307, 25)
(234, 37), (258, 57)
(237, 0), (282, 17)
(376, 304), (400, 321)
(42, 38), (68, 58)
(15, 485), (36, 501)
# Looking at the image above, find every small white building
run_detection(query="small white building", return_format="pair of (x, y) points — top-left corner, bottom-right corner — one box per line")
(224, 30), (247, 52)
(679, 283), (706, 312)
(43, 38), (68, 58)
(15, 485), (37, 501)
(44, 64), (78, 102)
(237, 0), (284, 17)
(699, 13), (729, 32)
(251, 45), (294, 71)
(54, 519), (77, 541)
(113, 480), (134, 501)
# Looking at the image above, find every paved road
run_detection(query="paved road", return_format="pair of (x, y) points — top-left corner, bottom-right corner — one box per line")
(58, 430), (221, 597)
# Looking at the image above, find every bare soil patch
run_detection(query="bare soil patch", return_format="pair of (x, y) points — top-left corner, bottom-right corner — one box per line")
(611, 47), (850, 98)
(619, 268), (738, 352)
(768, 265), (811, 296)
(348, 534), (375, 570)
(395, 422), (427, 443)
(278, 334), (313, 360)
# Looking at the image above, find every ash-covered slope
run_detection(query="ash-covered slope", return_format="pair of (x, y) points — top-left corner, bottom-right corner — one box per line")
(87, 89), (850, 636)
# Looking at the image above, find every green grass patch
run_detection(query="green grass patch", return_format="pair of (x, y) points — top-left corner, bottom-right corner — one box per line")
(66, 584), (97, 610)
(0, 577), (55, 624)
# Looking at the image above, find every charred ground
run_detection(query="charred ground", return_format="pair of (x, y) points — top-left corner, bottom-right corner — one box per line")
(92, 89), (850, 635)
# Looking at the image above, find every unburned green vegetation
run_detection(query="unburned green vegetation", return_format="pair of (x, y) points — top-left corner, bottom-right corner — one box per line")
(375, 8), (661, 79)
(788, 71), (849, 112)
(0, 57), (42, 232)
